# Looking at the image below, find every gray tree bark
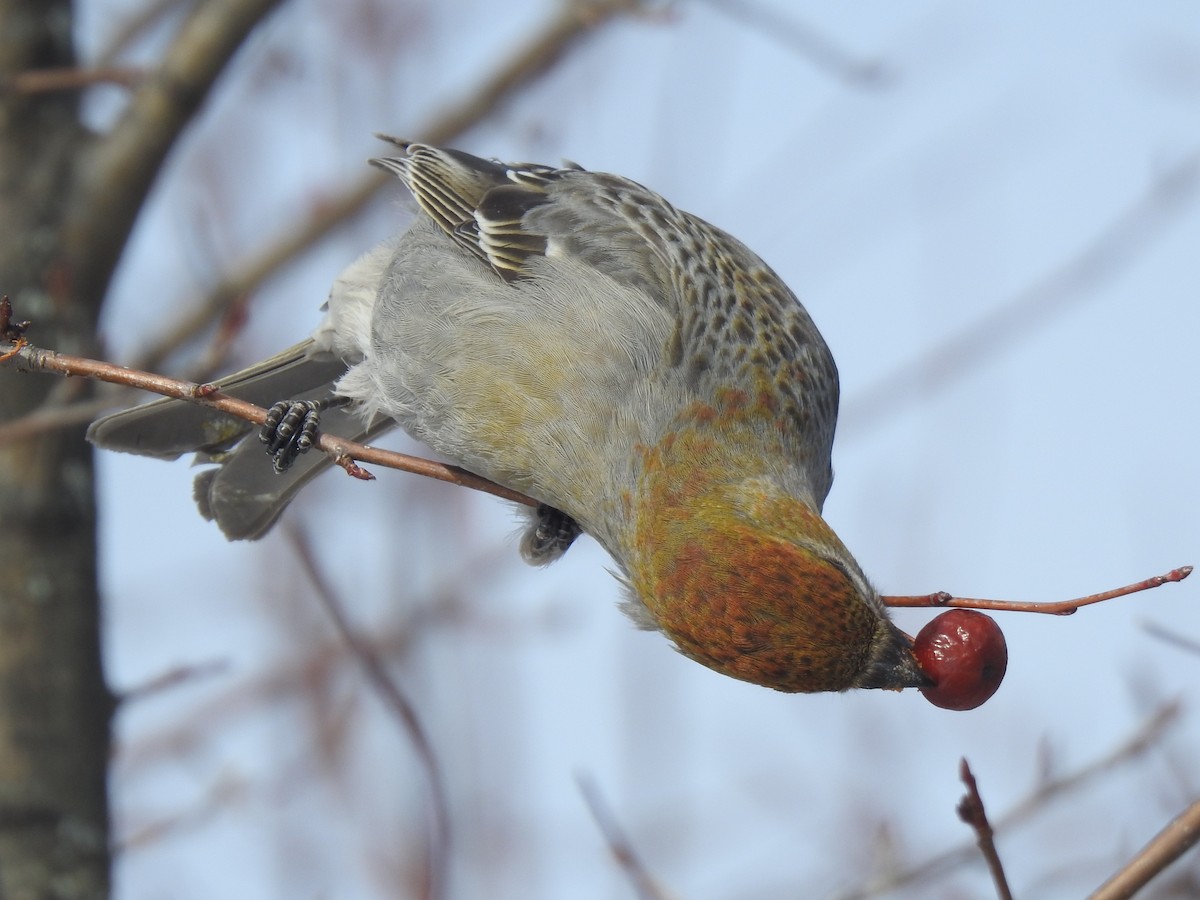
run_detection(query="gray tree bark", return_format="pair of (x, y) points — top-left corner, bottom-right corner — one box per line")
(0, 0), (111, 897)
(0, 0), (284, 895)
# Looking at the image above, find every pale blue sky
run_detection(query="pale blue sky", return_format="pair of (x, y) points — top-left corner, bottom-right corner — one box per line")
(89, 2), (1199, 897)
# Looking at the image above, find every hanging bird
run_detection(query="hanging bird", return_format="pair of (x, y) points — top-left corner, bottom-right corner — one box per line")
(89, 139), (929, 694)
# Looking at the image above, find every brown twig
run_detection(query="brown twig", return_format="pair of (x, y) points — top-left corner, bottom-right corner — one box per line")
(1089, 798), (1200, 900)
(577, 774), (675, 900)
(836, 702), (1181, 899)
(0, 264), (251, 447)
(957, 759), (1014, 900)
(1, 340), (536, 507)
(119, 659), (229, 704)
(1, 66), (143, 95)
(0, 295), (29, 343)
(287, 527), (450, 900)
(882, 566), (1193, 615)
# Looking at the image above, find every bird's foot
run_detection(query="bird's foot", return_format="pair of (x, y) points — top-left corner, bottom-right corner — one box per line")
(260, 400), (322, 473)
(520, 504), (582, 565)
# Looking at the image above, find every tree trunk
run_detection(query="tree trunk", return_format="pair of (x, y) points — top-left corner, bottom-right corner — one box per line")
(0, 0), (113, 897)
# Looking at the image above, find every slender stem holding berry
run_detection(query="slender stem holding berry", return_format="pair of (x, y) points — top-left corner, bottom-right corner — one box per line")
(957, 759), (1013, 900)
(0, 337), (537, 507)
(883, 566), (1193, 615)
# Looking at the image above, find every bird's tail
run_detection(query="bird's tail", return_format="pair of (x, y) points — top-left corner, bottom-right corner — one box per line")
(87, 341), (386, 540)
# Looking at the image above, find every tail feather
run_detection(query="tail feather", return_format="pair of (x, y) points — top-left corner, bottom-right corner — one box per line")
(194, 402), (391, 540)
(87, 341), (372, 539)
(86, 340), (342, 460)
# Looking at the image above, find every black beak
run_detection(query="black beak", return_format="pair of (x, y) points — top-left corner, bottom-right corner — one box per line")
(857, 621), (933, 691)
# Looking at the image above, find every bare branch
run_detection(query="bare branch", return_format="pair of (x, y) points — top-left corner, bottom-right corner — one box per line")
(577, 774), (676, 900)
(883, 566), (1193, 614)
(63, 0), (287, 310)
(1142, 621), (1200, 658)
(116, 538), (519, 773)
(957, 759), (1014, 900)
(1089, 798), (1200, 900)
(287, 527), (450, 900)
(119, 660), (229, 704)
(2, 339), (536, 506)
(836, 702), (1181, 899)
(0, 395), (113, 445)
(0, 66), (142, 94)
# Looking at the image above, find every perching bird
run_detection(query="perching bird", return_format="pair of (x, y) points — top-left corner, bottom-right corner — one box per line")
(89, 139), (929, 694)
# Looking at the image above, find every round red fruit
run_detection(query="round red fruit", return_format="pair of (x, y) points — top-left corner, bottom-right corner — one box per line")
(913, 610), (1007, 711)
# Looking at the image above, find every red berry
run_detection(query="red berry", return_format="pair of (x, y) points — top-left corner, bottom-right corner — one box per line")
(913, 610), (1007, 711)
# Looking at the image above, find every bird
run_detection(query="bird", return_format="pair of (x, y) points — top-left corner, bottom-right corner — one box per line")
(89, 138), (929, 695)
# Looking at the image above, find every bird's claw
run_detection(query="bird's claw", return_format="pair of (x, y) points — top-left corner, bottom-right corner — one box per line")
(520, 504), (582, 565)
(260, 400), (321, 473)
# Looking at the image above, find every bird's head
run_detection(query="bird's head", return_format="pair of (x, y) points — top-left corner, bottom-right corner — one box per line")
(626, 418), (928, 693)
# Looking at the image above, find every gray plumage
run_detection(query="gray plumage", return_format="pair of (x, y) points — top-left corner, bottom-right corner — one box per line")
(92, 139), (837, 549)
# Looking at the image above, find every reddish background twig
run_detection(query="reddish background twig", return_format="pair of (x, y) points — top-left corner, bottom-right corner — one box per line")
(957, 759), (1014, 900)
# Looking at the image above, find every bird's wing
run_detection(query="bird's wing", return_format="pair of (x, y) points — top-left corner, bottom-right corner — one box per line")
(371, 140), (838, 503)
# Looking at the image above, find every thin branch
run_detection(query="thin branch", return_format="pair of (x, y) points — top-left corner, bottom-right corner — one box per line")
(0, 395), (114, 445)
(1089, 798), (1200, 900)
(695, 0), (893, 86)
(843, 152), (1200, 439)
(118, 659), (229, 704)
(957, 759), (1014, 900)
(0, 279), (250, 447)
(116, 773), (244, 853)
(287, 527), (450, 900)
(836, 702), (1181, 899)
(994, 703), (1181, 830)
(1142, 621), (1200, 658)
(62, 0), (287, 312)
(1, 340), (535, 506)
(133, 0), (644, 374)
(882, 566), (1193, 615)
(577, 774), (675, 900)
(116, 539), (520, 773)
(1, 66), (143, 95)
(96, 0), (198, 67)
